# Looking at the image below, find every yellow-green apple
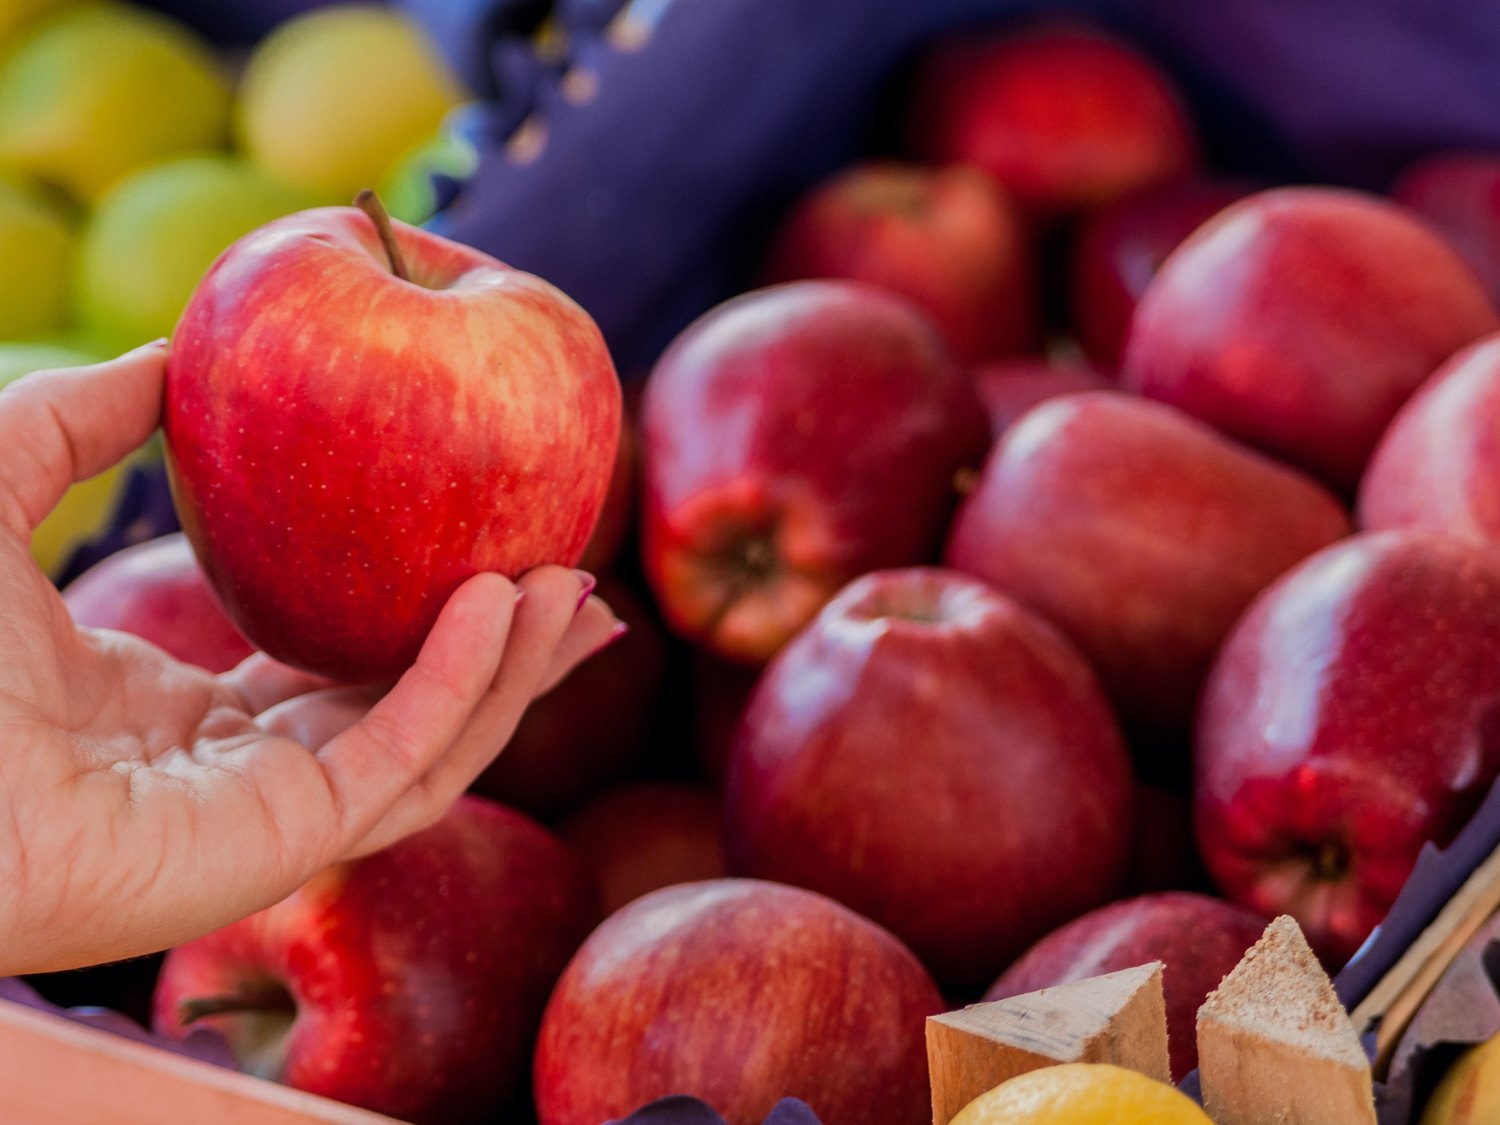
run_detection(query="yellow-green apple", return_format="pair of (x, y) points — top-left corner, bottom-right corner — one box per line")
(762, 161), (1036, 363)
(164, 198), (620, 682)
(1394, 152), (1500, 307)
(971, 356), (1108, 435)
(0, 4), (230, 204)
(1359, 333), (1500, 544)
(1122, 187), (1499, 491)
(1195, 531), (1500, 964)
(0, 176), (73, 339)
(1420, 1032), (1500, 1125)
(0, 0), (76, 52)
(985, 892), (1267, 1080)
(62, 533), (255, 673)
(640, 280), (988, 665)
(533, 879), (942, 1125)
(153, 795), (597, 1124)
(76, 155), (313, 351)
(236, 5), (463, 203)
(724, 567), (1134, 989)
(944, 392), (1351, 730)
(905, 24), (1196, 217)
(559, 783), (728, 915)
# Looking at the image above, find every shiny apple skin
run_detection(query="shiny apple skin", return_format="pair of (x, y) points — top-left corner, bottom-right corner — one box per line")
(165, 205), (620, 682)
(640, 280), (989, 666)
(725, 567), (1134, 989)
(63, 532), (255, 672)
(1195, 531), (1500, 965)
(1122, 187), (1498, 491)
(533, 879), (942, 1125)
(153, 795), (597, 1124)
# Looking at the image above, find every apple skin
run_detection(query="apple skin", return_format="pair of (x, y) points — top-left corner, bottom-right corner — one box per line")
(164, 205), (620, 683)
(1122, 187), (1499, 491)
(904, 24), (1196, 217)
(640, 280), (989, 666)
(724, 567), (1134, 989)
(1359, 333), (1500, 544)
(533, 879), (942, 1125)
(1195, 531), (1500, 965)
(1393, 152), (1500, 307)
(944, 392), (1352, 730)
(153, 795), (597, 1124)
(762, 161), (1036, 363)
(1069, 178), (1248, 372)
(971, 356), (1109, 435)
(62, 532), (256, 673)
(985, 892), (1266, 1081)
(469, 578), (666, 816)
(558, 783), (728, 915)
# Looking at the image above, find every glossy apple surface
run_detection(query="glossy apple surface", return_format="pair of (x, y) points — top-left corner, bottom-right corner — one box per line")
(165, 204), (620, 682)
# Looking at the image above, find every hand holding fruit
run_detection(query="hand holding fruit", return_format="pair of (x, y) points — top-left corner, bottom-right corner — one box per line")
(0, 345), (622, 976)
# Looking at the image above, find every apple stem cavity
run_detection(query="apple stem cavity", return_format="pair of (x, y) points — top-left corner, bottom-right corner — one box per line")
(354, 189), (412, 282)
(178, 985), (297, 1027)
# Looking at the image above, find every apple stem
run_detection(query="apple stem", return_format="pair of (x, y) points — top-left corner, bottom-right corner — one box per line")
(178, 987), (296, 1027)
(353, 189), (412, 282)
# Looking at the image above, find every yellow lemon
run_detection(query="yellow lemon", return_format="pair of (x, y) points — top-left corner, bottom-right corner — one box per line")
(953, 1063), (1213, 1125)
(1421, 1032), (1500, 1124)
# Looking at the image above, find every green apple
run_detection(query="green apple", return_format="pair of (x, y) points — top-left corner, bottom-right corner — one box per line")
(0, 176), (74, 338)
(0, 4), (231, 204)
(237, 5), (463, 203)
(376, 118), (479, 225)
(0, 0), (80, 56)
(74, 155), (313, 350)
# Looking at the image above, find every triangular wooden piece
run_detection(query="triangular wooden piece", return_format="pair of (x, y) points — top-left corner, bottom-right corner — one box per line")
(926, 961), (1169, 1124)
(1197, 915), (1376, 1125)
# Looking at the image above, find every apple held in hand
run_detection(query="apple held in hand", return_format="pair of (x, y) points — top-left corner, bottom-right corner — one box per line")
(154, 795), (597, 1124)
(165, 196), (620, 682)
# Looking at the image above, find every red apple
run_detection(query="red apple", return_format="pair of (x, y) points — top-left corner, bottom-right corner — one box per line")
(469, 578), (666, 816)
(533, 879), (942, 1125)
(971, 356), (1109, 435)
(985, 892), (1266, 1081)
(1195, 531), (1500, 964)
(559, 783), (728, 915)
(63, 532), (255, 672)
(724, 567), (1134, 989)
(577, 413), (637, 575)
(640, 280), (989, 665)
(944, 392), (1351, 729)
(1122, 187), (1498, 491)
(762, 161), (1036, 363)
(905, 24), (1196, 217)
(1069, 178), (1249, 371)
(1393, 152), (1500, 306)
(1359, 333), (1500, 544)
(164, 199), (621, 683)
(153, 795), (597, 1124)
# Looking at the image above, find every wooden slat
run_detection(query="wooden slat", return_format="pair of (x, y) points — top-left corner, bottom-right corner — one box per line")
(0, 999), (405, 1125)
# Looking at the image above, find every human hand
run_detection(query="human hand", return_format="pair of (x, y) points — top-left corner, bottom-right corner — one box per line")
(0, 342), (623, 975)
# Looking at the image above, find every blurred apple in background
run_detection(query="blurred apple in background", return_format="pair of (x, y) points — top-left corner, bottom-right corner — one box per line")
(1124, 187), (1499, 490)
(377, 113), (481, 226)
(970, 356), (1109, 435)
(63, 533), (254, 673)
(236, 5), (464, 203)
(1394, 152), (1500, 307)
(0, 4), (230, 204)
(534, 879), (941, 1125)
(0, 177), (73, 339)
(1196, 531), (1500, 964)
(763, 161), (1036, 363)
(725, 567), (1134, 989)
(75, 155), (313, 350)
(155, 796), (597, 1125)
(0, 0), (76, 51)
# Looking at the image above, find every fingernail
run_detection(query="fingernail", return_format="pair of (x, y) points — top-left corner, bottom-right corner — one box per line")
(135, 337), (169, 353)
(606, 620), (629, 644)
(573, 569), (597, 613)
(514, 587), (526, 606)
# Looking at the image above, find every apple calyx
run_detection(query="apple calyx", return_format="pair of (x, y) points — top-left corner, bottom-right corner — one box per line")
(177, 984), (296, 1027)
(353, 188), (411, 282)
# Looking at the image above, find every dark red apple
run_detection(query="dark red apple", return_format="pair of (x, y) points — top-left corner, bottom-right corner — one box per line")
(165, 199), (621, 683)
(971, 356), (1109, 435)
(944, 392), (1352, 729)
(1123, 187), (1498, 491)
(533, 879), (942, 1125)
(1195, 531), (1500, 964)
(577, 413), (637, 575)
(905, 24), (1196, 217)
(985, 892), (1266, 1081)
(1069, 178), (1249, 371)
(724, 567), (1134, 989)
(63, 532), (254, 672)
(470, 578), (666, 816)
(153, 795), (597, 1124)
(762, 161), (1036, 363)
(1359, 333), (1500, 544)
(640, 280), (989, 665)
(559, 783), (728, 915)
(1393, 152), (1500, 306)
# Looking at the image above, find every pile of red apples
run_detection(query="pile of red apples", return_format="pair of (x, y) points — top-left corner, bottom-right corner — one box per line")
(49, 19), (1500, 1125)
